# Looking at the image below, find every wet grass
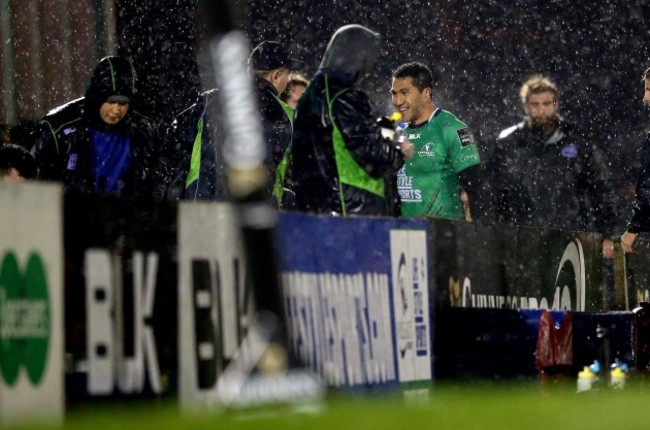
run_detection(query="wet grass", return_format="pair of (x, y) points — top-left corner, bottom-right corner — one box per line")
(11, 380), (650, 430)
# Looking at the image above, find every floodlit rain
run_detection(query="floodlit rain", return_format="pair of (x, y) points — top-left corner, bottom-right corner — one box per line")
(2, 0), (649, 226)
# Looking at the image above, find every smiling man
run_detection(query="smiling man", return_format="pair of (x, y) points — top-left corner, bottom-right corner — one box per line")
(30, 56), (159, 196)
(391, 61), (481, 220)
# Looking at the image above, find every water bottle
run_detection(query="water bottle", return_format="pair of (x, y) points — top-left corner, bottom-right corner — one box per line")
(394, 122), (407, 143)
(388, 112), (407, 143)
(610, 361), (629, 389)
(577, 361), (600, 392)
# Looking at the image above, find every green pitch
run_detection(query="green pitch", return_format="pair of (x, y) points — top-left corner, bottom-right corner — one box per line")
(13, 382), (650, 430)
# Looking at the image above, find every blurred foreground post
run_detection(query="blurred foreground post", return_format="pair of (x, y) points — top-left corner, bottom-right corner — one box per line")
(198, 0), (322, 408)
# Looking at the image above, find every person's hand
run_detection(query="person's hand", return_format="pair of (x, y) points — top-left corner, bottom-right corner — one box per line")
(460, 190), (472, 222)
(602, 238), (614, 259)
(621, 231), (638, 254)
(399, 139), (414, 161)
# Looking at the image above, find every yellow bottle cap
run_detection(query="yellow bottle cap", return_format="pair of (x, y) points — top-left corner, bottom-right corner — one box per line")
(388, 112), (402, 122)
(578, 366), (595, 379)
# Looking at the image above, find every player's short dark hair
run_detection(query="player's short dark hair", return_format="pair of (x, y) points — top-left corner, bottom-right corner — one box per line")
(0, 143), (36, 179)
(392, 62), (433, 92)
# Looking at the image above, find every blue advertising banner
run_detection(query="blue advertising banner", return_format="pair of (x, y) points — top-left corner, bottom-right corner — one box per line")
(276, 213), (432, 391)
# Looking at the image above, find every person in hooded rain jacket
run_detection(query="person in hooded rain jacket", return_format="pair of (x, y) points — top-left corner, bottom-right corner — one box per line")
(30, 56), (159, 197)
(288, 24), (413, 216)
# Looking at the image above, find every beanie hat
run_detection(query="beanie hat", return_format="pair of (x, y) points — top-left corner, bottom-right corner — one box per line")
(248, 41), (303, 71)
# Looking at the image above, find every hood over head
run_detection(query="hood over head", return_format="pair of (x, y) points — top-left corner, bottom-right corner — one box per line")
(319, 24), (381, 86)
(84, 56), (137, 125)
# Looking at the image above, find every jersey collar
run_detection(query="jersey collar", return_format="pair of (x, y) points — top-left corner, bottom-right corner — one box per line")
(409, 107), (441, 129)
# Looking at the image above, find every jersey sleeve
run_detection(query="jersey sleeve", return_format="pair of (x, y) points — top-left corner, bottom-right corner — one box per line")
(446, 122), (481, 173)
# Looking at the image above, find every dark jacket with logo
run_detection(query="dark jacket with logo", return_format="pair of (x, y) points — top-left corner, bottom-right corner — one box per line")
(30, 56), (159, 197)
(288, 25), (404, 216)
(627, 133), (650, 233)
(489, 119), (615, 234)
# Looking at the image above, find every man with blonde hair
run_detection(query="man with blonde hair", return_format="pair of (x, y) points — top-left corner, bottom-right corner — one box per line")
(489, 74), (616, 256)
(518, 75), (560, 133)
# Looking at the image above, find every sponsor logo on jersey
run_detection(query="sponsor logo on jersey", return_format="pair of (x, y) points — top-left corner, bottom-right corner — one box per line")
(396, 168), (422, 202)
(561, 144), (578, 158)
(398, 188), (422, 202)
(457, 128), (475, 146)
(408, 133), (421, 140)
(459, 153), (480, 163)
(417, 142), (435, 157)
(63, 127), (76, 135)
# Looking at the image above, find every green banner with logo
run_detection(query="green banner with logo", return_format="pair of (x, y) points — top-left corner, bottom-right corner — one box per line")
(427, 219), (605, 311)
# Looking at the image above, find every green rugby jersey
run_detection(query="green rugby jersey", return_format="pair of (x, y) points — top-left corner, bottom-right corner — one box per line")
(398, 108), (480, 219)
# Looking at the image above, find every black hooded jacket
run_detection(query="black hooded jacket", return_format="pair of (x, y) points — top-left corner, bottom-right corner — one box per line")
(155, 89), (220, 201)
(489, 118), (616, 234)
(30, 56), (159, 196)
(287, 24), (404, 216)
(255, 76), (292, 170)
(627, 133), (650, 233)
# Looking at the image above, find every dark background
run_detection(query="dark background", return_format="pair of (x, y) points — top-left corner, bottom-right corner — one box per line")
(114, 0), (650, 195)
